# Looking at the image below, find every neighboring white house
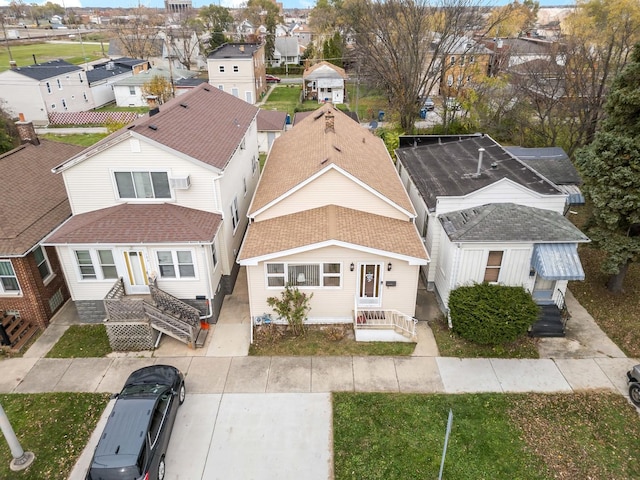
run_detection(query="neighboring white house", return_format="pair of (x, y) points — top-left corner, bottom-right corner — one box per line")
(395, 134), (589, 337)
(0, 59), (94, 124)
(302, 61), (347, 104)
(256, 109), (287, 153)
(207, 43), (267, 105)
(113, 67), (199, 107)
(238, 105), (429, 342)
(87, 57), (150, 108)
(45, 83), (260, 328)
(271, 37), (302, 67)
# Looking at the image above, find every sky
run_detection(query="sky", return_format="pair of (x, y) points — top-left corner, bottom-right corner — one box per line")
(0, 0), (577, 12)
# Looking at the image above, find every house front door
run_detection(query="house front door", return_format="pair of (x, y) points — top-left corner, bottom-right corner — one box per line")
(357, 263), (382, 308)
(123, 250), (150, 295)
(532, 275), (555, 304)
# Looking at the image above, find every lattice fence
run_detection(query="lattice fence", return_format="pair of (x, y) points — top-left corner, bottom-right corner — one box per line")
(48, 111), (138, 126)
(106, 321), (158, 351)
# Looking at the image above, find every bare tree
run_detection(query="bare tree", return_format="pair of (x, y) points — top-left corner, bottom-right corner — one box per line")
(343, 0), (499, 131)
(110, 6), (164, 60)
(166, 10), (204, 70)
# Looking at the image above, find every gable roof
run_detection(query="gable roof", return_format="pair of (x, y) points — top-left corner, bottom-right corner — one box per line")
(503, 146), (581, 185)
(239, 205), (428, 263)
(303, 61), (347, 80)
(11, 59), (82, 81)
(293, 110), (359, 126)
(54, 83), (258, 173)
(249, 104), (414, 216)
(113, 67), (197, 86)
(86, 64), (132, 83)
(0, 139), (84, 256)
(257, 110), (287, 131)
(395, 134), (563, 210)
(45, 204), (222, 245)
(439, 203), (589, 243)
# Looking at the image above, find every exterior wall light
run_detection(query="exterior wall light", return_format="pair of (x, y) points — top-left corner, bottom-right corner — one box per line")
(350, 263), (355, 272)
(387, 262), (392, 271)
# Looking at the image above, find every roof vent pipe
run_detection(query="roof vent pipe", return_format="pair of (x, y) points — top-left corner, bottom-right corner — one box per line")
(476, 148), (485, 175)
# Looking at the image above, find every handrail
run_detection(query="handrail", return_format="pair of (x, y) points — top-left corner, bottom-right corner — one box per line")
(354, 309), (417, 338)
(556, 288), (569, 326)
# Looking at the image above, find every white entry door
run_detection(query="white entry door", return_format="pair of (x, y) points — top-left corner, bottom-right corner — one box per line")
(123, 250), (150, 294)
(532, 275), (555, 304)
(357, 263), (382, 307)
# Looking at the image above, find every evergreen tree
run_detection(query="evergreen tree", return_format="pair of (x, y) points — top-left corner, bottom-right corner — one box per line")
(574, 42), (640, 292)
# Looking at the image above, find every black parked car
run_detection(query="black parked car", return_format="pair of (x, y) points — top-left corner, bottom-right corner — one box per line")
(86, 365), (185, 480)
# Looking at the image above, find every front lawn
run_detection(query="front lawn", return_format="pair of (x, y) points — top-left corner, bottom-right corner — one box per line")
(333, 392), (640, 480)
(261, 85), (301, 118)
(249, 328), (415, 356)
(0, 393), (111, 480)
(46, 324), (111, 358)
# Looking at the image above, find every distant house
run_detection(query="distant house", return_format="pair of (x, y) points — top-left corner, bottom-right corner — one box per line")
(112, 67), (199, 107)
(302, 61), (347, 104)
(239, 105), (428, 342)
(207, 43), (267, 104)
(271, 37), (302, 67)
(0, 119), (84, 349)
(257, 110), (288, 153)
(87, 57), (150, 108)
(0, 59), (93, 124)
(290, 23), (313, 47)
(395, 134), (589, 337)
(46, 84), (260, 342)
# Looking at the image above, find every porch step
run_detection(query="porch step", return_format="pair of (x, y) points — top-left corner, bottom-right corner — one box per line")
(0, 313), (39, 351)
(529, 305), (566, 338)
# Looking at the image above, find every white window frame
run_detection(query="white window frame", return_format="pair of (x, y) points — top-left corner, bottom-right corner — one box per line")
(211, 243), (218, 269)
(265, 262), (342, 289)
(218, 84), (224, 91)
(57, 78), (62, 90)
(230, 196), (240, 233)
(46, 82), (51, 94)
(219, 65), (225, 73)
(74, 249), (118, 281)
(484, 251), (504, 283)
(33, 245), (53, 283)
(61, 98), (67, 110)
(0, 260), (21, 294)
(112, 170), (173, 201)
(233, 65), (239, 72)
(155, 249), (197, 279)
(252, 155), (258, 175)
(243, 176), (247, 197)
(129, 86), (136, 95)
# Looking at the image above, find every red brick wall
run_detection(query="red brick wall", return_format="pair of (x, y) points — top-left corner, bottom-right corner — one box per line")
(0, 246), (70, 330)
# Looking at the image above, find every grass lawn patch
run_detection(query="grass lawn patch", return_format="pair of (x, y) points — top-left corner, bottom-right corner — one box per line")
(42, 133), (108, 147)
(261, 85), (302, 118)
(430, 315), (540, 358)
(345, 81), (389, 123)
(94, 105), (149, 114)
(0, 43), (104, 72)
(0, 393), (111, 480)
(249, 328), (415, 356)
(333, 392), (640, 480)
(46, 324), (111, 358)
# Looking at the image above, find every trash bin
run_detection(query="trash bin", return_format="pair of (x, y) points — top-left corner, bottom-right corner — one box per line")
(378, 110), (385, 122)
(419, 108), (427, 119)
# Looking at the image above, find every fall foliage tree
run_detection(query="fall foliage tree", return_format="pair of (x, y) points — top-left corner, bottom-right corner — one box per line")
(141, 76), (174, 105)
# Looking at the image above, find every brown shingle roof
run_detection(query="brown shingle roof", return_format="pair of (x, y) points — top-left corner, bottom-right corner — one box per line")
(257, 110), (287, 131)
(46, 204), (222, 245)
(239, 205), (428, 261)
(0, 139), (84, 255)
(56, 83), (259, 173)
(249, 104), (415, 216)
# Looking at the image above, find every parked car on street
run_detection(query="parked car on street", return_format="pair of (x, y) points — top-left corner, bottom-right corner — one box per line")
(85, 365), (185, 480)
(266, 74), (281, 83)
(423, 97), (435, 111)
(627, 364), (640, 407)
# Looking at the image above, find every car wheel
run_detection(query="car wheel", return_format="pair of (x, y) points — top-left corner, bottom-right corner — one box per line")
(629, 383), (640, 407)
(179, 381), (186, 405)
(158, 457), (166, 480)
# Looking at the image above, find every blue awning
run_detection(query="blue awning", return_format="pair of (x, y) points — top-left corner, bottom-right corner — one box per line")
(531, 243), (585, 281)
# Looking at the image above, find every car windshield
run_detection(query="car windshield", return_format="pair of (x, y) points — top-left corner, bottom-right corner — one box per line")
(121, 384), (169, 397)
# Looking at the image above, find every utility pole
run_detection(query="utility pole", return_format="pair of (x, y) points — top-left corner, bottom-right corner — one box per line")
(0, 14), (15, 64)
(0, 401), (35, 471)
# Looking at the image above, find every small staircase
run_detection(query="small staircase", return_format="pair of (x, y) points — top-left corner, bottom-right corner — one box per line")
(0, 312), (39, 351)
(529, 304), (566, 338)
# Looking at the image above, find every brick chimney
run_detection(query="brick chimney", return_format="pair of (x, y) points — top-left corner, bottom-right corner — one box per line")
(15, 113), (40, 146)
(325, 110), (335, 133)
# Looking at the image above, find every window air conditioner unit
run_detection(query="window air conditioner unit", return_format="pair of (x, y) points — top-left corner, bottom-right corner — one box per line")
(169, 175), (191, 189)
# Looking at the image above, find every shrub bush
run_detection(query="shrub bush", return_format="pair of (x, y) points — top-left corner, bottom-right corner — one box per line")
(449, 283), (539, 345)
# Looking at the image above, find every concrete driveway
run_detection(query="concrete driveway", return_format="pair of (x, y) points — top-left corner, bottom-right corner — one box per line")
(69, 393), (333, 480)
